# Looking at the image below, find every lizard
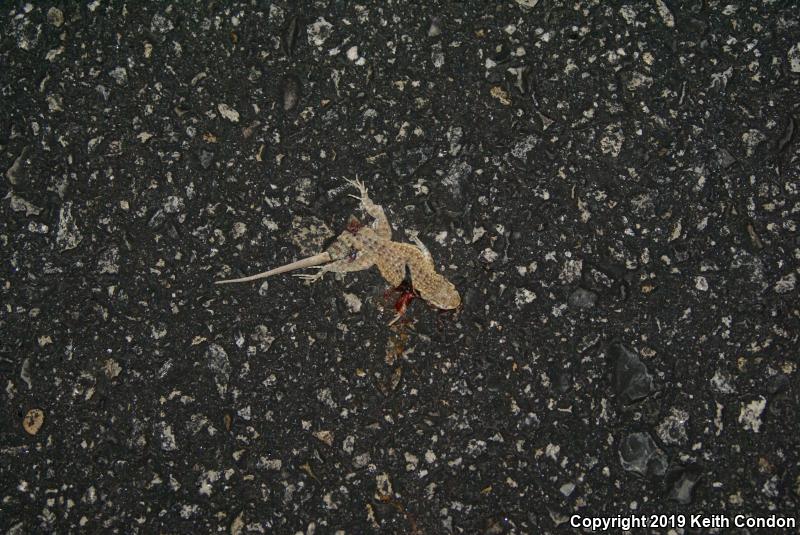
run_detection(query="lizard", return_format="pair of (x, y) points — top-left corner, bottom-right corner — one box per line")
(215, 179), (461, 314)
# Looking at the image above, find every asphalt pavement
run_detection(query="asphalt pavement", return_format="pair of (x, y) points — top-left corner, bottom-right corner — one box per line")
(2, 2), (799, 533)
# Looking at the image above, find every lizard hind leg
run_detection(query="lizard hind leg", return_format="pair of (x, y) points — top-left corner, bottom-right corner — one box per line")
(294, 253), (376, 285)
(375, 258), (406, 288)
(293, 266), (327, 284)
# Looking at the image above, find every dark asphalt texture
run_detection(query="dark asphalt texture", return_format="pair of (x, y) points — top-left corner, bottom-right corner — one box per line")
(2, 2), (799, 533)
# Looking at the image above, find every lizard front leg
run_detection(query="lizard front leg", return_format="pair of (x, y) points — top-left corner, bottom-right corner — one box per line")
(345, 178), (392, 240)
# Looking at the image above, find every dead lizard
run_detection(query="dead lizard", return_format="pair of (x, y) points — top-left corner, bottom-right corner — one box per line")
(215, 179), (461, 315)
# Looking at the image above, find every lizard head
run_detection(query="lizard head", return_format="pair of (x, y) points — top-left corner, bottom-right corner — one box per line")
(419, 279), (461, 310)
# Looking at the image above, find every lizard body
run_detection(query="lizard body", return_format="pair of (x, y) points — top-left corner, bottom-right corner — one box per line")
(216, 179), (461, 311)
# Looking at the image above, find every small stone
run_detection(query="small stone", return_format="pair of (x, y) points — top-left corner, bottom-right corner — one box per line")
(353, 452), (371, 469)
(162, 196), (184, 214)
(20, 358), (32, 389)
(147, 208), (165, 229)
(5, 146), (28, 185)
(23, 408), (45, 435)
(559, 259), (583, 284)
(619, 432), (667, 476)
(250, 325), (275, 352)
(600, 124), (625, 157)
(47, 7), (64, 27)
(232, 221), (247, 239)
(259, 458), (282, 470)
(103, 358), (122, 379)
(554, 370), (573, 394)
(258, 280), (270, 297)
(151, 13), (174, 34)
(773, 273), (796, 294)
(205, 344), (231, 397)
(156, 422), (178, 451)
(9, 194), (42, 216)
(695, 276), (709, 291)
(428, 18), (442, 37)
(766, 374), (789, 395)
(568, 287), (597, 309)
(218, 103), (240, 123)
(307, 17), (333, 46)
(654, 0), (675, 27)
(511, 134), (540, 161)
(657, 408), (690, 445)
(97, 247), (119, 274)
(788, 42), (800, 73)
(28, 221), (50, 234)
(404, 451), (419, 471)
(447, 126), (463, 156)
(673, 244), (690, 263)
(346, 46), (359, 61)
(56, 201), (83, 251)
(738, 397), (766, 432)
(47, 94), (63, 112)
(230, 512), (245, 535)
(711, 369), (736, 394)
(490, 86), (511, 106)
(343, 293), (362, 313)
(742, 129), (766, 157)
(717, 148), (736, 168)
(376, 472), (393, 496)
(431, 42), (445, 68)
(13, 13), (41, 50)
(668, 465), (702, 504)
(442, 159), (472, 198)
(392, 146), (434, 178)
(109, 67), (128, 85)
(281, 74), (301, 111)
(313, 430), (334, 447)
(480, 248), (499, 263)
(611, 342), (653, 404)
(199, 150), (214, 169)
(514, 288), (537, 306)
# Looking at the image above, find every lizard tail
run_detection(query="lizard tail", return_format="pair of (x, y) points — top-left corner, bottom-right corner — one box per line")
(215, 252), (332, 284)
